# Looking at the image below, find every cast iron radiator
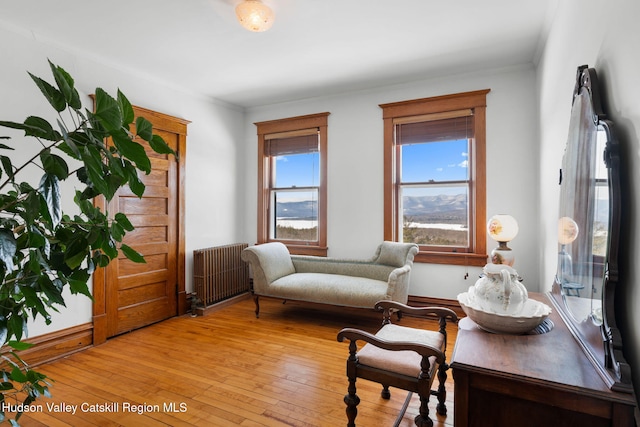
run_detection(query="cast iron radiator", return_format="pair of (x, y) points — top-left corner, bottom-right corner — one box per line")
(193, 243), (249, 308)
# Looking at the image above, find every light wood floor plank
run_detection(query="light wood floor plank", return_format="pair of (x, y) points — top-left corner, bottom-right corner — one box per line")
(17, 297), (456, 426)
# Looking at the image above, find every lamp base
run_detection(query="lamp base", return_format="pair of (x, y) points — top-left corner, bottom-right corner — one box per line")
(490, 243), (515, 266)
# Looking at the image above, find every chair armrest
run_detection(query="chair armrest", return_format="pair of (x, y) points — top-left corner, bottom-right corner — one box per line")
(375, 300), (458, 323)
(337, 328), (445, 363)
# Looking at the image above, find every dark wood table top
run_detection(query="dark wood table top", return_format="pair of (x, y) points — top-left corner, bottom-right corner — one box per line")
(451, 292), (635, 404)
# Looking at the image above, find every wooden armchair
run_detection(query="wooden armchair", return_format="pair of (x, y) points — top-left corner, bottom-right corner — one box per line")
(337, 301), (458, 427)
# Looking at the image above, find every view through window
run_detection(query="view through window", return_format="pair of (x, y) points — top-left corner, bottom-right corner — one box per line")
(269, 133), (319, 241)
(255, 113), (329, 256)
(398, 117), (472, 249)
(381, 90), (489, 266)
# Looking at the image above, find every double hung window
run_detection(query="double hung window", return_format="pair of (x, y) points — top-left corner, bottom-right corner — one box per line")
(255, 113), (329, 256)
(381, 90), (489, 266)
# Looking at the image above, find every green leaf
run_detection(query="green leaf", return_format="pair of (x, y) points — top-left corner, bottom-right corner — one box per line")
(0, 229), (16, 271)
(107, 155), (126, 180)
(0, 118), (60, 141)
(120, 244), (145, 263)
(22, 191), (41, 226)
(117, 90), (134, 127)
(49, 60), (81, 110)
(64, 237), (89, 270)
(7, 341), (34, 351)
(110, 222), (124, 241)
(149, 134), (175, 155)
(135, 117), (153, 142)
(111, 130), (151, 173)
(28, 72), (66, 112)
(25, 116), (61, 141)
(9, 366), (27, 383)
(39, 173), (62, 228)
(101, 237), (118, 260)
(0, 381), (15, 391)
(115, 212), (134, 231)
(80, 146), (112, 200)
(68, 270), (92, 299)
(38, 275), (66, 306)
(40, 150), (69, 180)
(93, 88), (122, 131)
(0, 155), (13, 181)
(8, 316), (24, 344)
(57, 119), (80, 159)
(124, 161), (145, 197)
(20, 286), (47, 318)
(93, 251), (111, 268)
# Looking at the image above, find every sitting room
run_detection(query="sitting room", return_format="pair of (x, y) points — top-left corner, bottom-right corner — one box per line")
(0, 0), (639, 425)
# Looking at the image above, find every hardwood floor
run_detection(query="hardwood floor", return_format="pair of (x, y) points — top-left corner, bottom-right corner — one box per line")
(18, 297), (457, 426)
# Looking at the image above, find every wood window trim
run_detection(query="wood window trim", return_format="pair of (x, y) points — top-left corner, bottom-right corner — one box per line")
(380, 90), (490, 266)
(255, 112), (329, 256)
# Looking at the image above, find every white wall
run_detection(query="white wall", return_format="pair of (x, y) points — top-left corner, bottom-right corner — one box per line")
(243, 65), (541, 299)
(0, 25), (245, 336)
(537, 0), (640, 406)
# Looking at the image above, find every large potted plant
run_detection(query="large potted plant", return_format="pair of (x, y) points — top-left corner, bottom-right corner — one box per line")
(0, 60), (174, 425)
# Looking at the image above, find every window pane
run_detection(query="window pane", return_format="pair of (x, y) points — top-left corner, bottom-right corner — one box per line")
(272, 189), (318, 241)
(274, 152), (319, 188)
(401, 186), (469, 247)
(401, 139), (469, 183)
(592, 184), (608, 257)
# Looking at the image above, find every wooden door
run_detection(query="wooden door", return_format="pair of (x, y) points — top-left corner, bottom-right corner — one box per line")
(93, 107), (188, 343)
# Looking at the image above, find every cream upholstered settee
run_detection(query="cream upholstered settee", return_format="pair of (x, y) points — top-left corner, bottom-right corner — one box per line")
(240, 241), (419, 317)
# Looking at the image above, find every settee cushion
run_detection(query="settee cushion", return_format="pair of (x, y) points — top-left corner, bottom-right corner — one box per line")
(376, 241), (418, 268)
(269, 273), (389, 308)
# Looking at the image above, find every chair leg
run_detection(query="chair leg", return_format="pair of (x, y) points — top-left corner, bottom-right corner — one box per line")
(414, 393), (434, 427)
(381, 385), (391, 399)
(435, 363), (448, 415)
(415, 364), (434, 427)
(344, 377), (360, 427)
(344, 341), (360, 427)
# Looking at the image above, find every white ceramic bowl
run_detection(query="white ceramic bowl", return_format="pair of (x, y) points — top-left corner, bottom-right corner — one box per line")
(457, 292), (552, 334)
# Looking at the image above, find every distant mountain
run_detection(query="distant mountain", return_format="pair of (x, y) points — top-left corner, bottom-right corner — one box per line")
(276, 200), (318, 220)
(403, 194), (468, 224)
(276, 194), (468, 223)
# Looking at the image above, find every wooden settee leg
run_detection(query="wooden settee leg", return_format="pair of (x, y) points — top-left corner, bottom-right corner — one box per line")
(253, 294), (260, 318)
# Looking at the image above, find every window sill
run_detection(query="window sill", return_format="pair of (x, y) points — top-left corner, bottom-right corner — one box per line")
(414, 251), (487, 266)
(284, 244), (328, 257)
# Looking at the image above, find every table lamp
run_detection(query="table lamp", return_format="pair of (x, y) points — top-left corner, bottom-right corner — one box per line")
(487, 214), (519, 266)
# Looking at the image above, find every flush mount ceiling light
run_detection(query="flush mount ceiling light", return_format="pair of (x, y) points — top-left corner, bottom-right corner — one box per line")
(235, 0), (275, 32)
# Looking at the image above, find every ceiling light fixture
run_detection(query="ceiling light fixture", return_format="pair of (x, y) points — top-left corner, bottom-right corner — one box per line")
(235, 0), (275, 32)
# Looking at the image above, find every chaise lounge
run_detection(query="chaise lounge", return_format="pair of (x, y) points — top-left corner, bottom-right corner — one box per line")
(241, 241), (419, 317)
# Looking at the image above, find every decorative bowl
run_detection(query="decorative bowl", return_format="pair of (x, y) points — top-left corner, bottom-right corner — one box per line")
(457, 291), (552, 334)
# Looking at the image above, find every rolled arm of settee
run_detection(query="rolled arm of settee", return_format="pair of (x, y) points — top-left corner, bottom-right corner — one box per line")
(241, 242), (295, 295)
(386, 264), (412, 304)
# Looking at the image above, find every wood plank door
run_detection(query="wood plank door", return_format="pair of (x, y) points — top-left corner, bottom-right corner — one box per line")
(93, 107), (188, 343)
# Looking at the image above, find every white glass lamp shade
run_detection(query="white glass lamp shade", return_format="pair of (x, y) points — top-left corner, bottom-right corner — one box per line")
(236, 0), (275, 32)
(558, 216), (579, 245)
(487, 214), (519, 242)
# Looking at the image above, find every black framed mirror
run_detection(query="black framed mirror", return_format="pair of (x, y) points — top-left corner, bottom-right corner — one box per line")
(549, 65), (633, 392)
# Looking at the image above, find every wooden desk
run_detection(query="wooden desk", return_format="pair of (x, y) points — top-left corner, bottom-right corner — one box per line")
(450, 293), (636, 427)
